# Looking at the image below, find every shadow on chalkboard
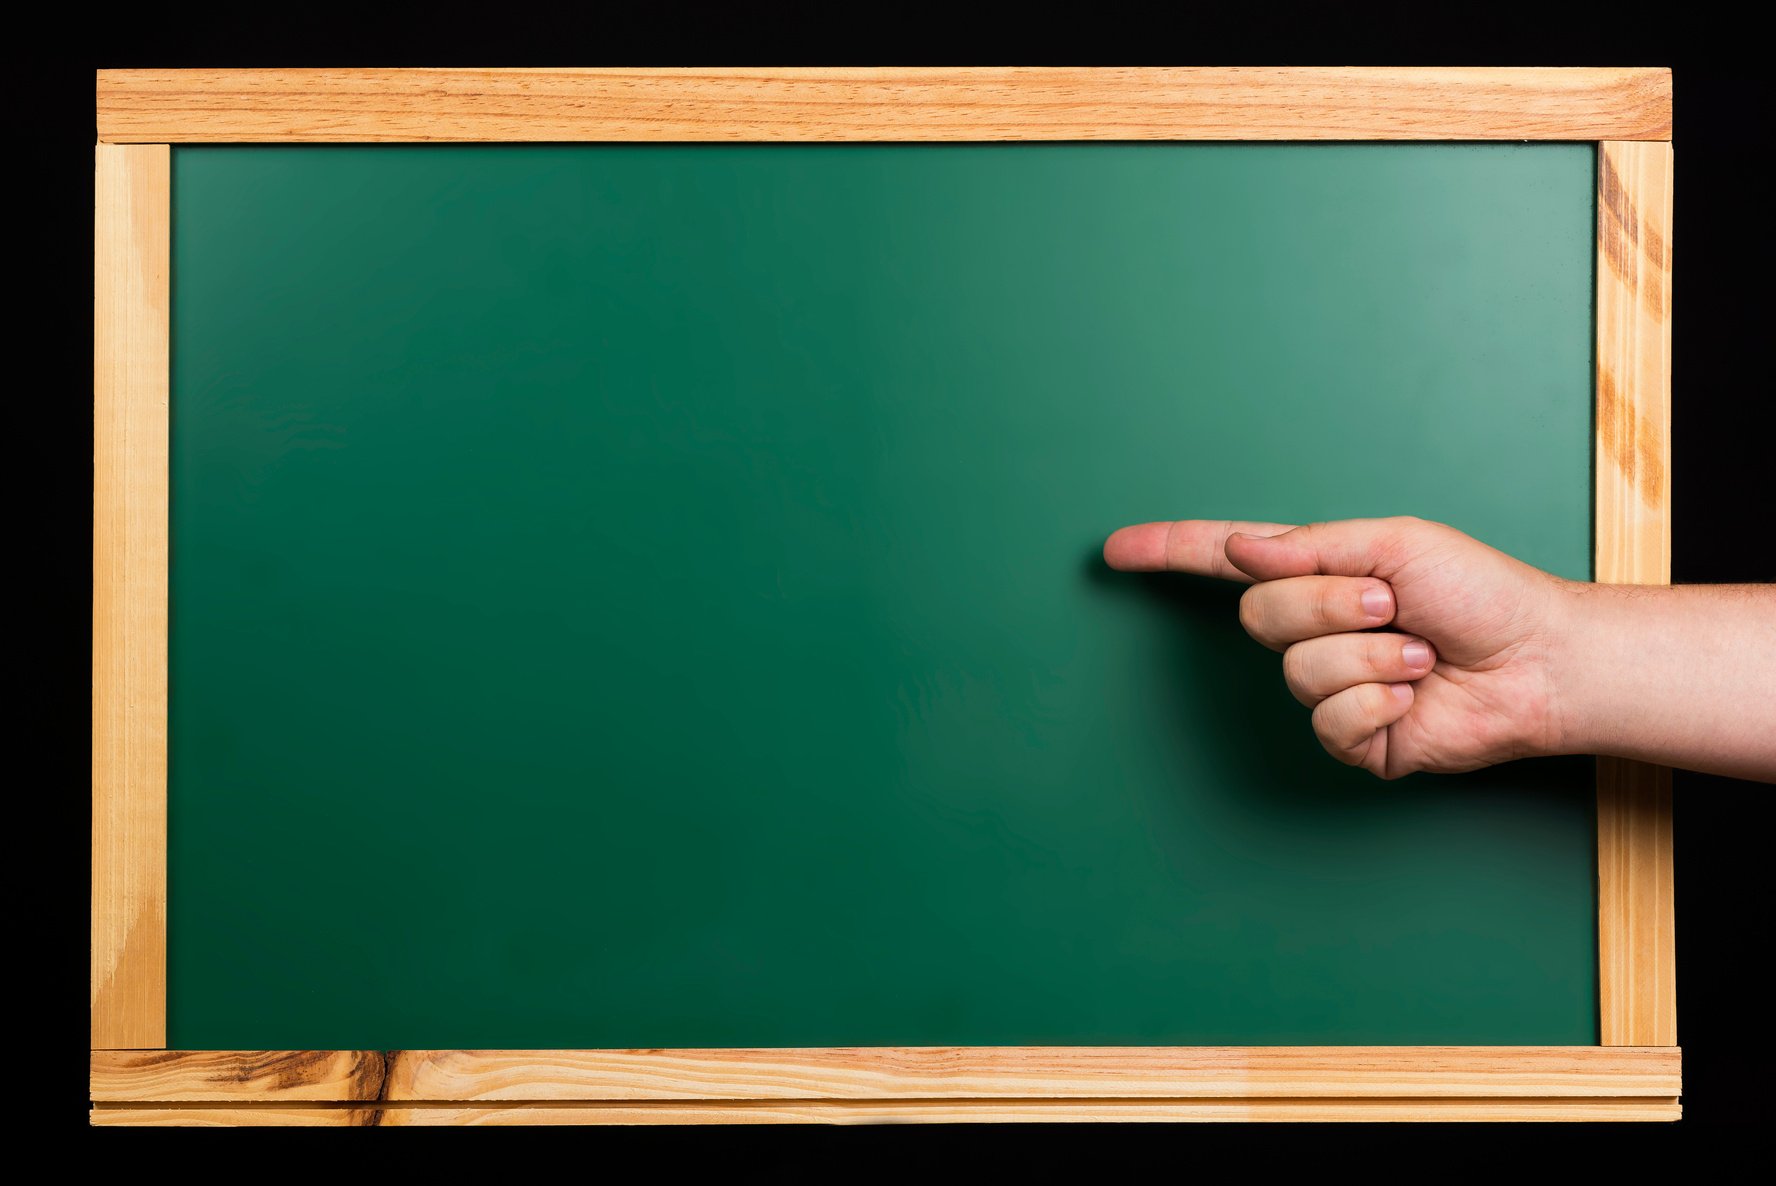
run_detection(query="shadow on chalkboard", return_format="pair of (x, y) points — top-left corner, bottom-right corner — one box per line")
(1081, 547), (1592, 818)
(1072, 550), (1349, 806)
(1083, 546), (1404, 819)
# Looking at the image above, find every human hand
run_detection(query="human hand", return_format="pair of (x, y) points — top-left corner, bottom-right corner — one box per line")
(1102, 517), (1568, 779)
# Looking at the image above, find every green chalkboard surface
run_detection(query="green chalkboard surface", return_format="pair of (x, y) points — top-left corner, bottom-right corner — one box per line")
(170, 143), (1599, 1049)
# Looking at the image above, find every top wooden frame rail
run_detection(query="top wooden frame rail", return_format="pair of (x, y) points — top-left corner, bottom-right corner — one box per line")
(96, 67), (1672, 144)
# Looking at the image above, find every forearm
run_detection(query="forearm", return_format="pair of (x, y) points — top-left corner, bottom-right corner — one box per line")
(1549, 583), (1776, 780)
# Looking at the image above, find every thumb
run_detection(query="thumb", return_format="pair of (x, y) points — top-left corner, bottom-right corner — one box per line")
(1224, 518), (1422, 581)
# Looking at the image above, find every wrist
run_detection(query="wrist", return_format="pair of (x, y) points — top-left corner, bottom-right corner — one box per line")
(1521, 581), (1772, 779)
(1540, 578), (1616, 759)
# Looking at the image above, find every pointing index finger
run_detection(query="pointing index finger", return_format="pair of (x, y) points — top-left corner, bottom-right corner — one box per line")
(1103, 519), (1297, 583)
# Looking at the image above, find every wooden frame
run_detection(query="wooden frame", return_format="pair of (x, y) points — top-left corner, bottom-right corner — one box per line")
(91, 67), (1677, 1124)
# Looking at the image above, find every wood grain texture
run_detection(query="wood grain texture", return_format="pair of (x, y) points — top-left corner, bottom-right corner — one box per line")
(388, 1046), (1680, 1102)
(373, 1097), (1683, 1124)
(90, 1051), (389, 1102)
(1594, 141), (1677, 1049)
(92, 1106), (379, 1127)
(1599, 759), (1677, 1044)
(95, 67), (1673, 144)
(90, 1098), (1681, 1125)
(92, 1047), (1680, 1102)
(92, 143), (169, 1049)
(1596, 141), (1674, 582)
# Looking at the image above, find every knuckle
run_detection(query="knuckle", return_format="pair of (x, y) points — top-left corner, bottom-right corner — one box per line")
(1282, 644), (1313, 692)
(1381, 515), (1429, 562)
(1237, 587), (1266, 636)
(1209, 520), (1238, 577)
(1312, 584), (1339, 627)
(1392, 513), (1449, 540)
(1318, 728), (1362, 766)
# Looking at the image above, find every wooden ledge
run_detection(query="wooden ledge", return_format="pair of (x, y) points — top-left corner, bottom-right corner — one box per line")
(91, 1046), (1680, 1123)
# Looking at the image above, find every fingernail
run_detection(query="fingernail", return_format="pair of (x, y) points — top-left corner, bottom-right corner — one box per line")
(1402, 640), (1432, 669)
(1390, 682), (1414, 703)
(1361, 586), (1392, 619)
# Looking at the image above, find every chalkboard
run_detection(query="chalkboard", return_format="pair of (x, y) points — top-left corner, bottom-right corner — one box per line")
(168, 143), (1598, 1050)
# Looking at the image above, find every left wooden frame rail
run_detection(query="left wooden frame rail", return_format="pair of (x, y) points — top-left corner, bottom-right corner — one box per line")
(92, 66), (1678, 1125)
(92, 141), (168, 1050)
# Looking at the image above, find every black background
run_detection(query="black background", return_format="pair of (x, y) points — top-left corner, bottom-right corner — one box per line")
(46, 5), (1765, 1143)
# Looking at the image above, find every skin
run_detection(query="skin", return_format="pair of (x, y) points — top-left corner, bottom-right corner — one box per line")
(1102, 517), (1775, 782)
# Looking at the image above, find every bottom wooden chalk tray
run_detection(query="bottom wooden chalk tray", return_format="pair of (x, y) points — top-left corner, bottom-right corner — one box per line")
(89, 1047), (1680, 1125)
